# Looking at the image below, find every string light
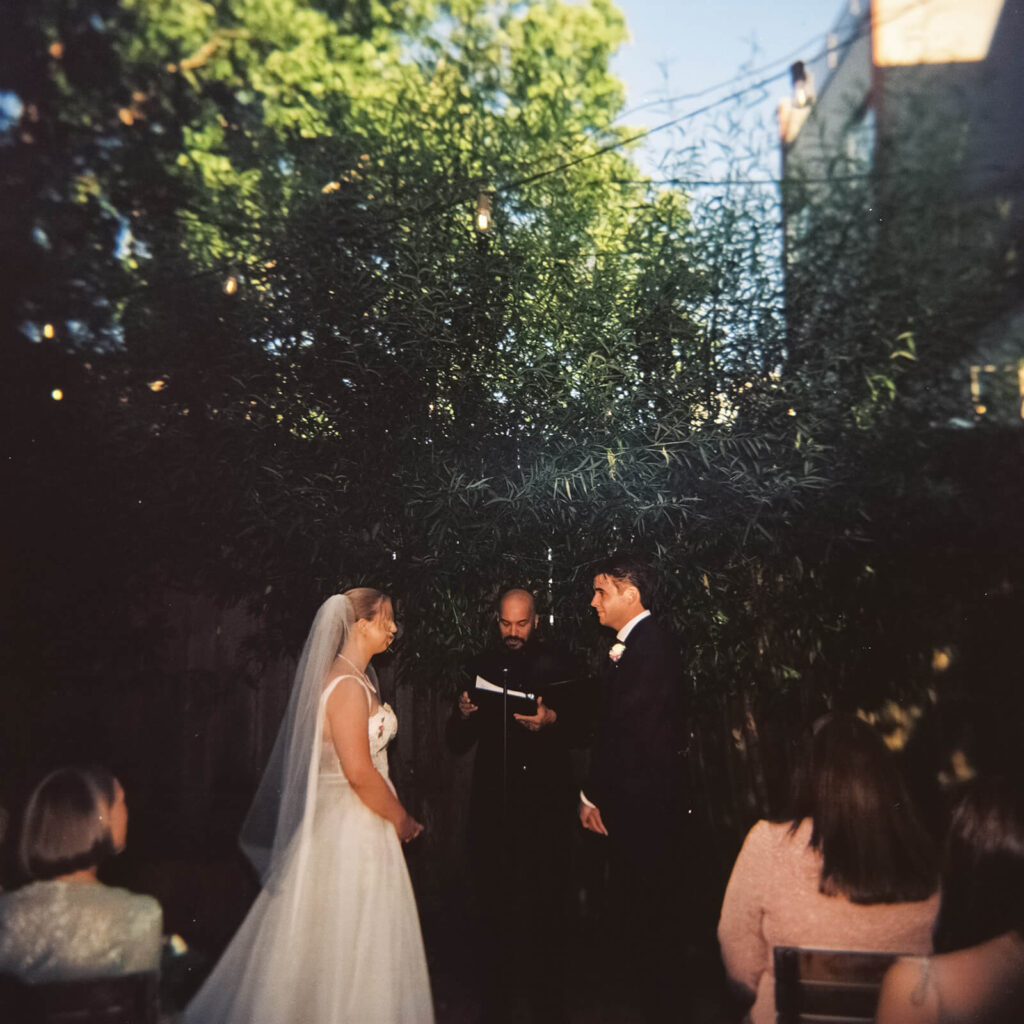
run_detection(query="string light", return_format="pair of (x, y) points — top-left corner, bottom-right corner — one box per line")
(475, 189), (494, 233)
(43, 323), (55, 339)
(51, 389), (63, 401)
(89, 0), (941, 305)
(488, 0), (933, 201)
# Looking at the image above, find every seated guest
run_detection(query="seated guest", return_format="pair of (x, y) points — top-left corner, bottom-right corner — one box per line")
(717, 713), (939, 1024)
(0, 765), (162, 981)
(876, 777), (1024, 1023)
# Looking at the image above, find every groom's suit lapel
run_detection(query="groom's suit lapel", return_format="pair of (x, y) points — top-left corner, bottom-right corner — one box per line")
(616, 616), (651, 674)
(604, 618), (650, 700)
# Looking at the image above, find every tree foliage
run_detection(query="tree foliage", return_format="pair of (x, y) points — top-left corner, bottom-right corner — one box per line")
(3, 0), (1022, 843)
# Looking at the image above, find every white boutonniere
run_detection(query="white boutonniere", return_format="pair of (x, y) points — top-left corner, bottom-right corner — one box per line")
(608, 642), (626, 663)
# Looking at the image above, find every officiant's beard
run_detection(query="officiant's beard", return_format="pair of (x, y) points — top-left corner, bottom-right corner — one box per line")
(502, 635), (528, 651)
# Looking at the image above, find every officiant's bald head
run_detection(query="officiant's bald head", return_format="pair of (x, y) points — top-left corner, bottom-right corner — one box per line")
(497, 589), (538, 651)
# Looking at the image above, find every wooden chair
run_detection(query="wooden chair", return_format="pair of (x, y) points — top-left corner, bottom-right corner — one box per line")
(0, 970), (159, 1024)
(774, 946), (904, 1024)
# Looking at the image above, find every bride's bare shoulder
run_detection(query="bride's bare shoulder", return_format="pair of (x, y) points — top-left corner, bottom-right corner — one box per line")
(324, 673), (376, 713)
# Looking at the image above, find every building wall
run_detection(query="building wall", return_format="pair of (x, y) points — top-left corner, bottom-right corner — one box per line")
(779, 0), (1024, 423)
(875, 0), (1024, 202)
(781, 16), (873, 183)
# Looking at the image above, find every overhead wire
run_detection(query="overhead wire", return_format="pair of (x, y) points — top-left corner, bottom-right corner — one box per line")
(612, 23), (851, 122)
(363, 9), (880, 224)
(490, 0), (938, 201)
(91, 0), (944, 305)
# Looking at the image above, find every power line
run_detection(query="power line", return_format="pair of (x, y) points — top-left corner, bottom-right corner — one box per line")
(490, 0), (937, 200)
(613, 26), (847, 123)
(65, 0), (964, 309)
(385, 13), (874, 221)
(613, 167), (1022, 188)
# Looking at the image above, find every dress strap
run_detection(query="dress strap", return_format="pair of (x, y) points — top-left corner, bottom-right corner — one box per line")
(324, 673), (376, 713)
(909, 955), (934, 1007)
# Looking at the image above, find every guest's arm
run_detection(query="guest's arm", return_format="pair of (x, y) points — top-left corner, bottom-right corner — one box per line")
(717, 821), (772, 1009)
(326, 678), (422, 841)
(875, 956), (936, 1024)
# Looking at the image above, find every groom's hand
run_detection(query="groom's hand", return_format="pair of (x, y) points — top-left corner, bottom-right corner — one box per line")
(579, 801), (609, 836)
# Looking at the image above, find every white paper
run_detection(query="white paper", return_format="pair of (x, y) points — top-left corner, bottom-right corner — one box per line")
(473, 675), (536, 701)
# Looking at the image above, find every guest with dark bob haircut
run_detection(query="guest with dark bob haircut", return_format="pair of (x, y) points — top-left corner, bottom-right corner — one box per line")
(877, 777), (1024, 1023)
(718, 713), (939, 1024)
(0, 766), (162, 981)
(18, 765), (122, 880)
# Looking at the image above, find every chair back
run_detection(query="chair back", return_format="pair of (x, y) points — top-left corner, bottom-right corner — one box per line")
(0, 970), (159, 1024)
(774, 946), (903, 1024)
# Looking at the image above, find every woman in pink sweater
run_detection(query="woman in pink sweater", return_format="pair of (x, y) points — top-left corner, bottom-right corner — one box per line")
(717, 714), (939, 1024)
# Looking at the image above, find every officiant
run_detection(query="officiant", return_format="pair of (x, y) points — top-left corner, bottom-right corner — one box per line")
(446, 587), (580, 1024)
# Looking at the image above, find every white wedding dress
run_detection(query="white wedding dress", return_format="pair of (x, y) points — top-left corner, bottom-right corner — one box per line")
(185, 674), (435, 1024)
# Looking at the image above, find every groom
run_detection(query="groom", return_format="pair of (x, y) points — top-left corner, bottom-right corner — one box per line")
(580, 551), (689, 1021)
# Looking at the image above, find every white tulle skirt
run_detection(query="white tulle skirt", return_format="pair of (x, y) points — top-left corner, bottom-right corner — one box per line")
(185, 778), (434, 1024)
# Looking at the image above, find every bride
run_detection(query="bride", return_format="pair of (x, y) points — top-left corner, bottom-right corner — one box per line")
(185, 589), (435, 1024)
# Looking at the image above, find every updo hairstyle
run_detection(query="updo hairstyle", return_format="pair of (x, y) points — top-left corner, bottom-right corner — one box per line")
(344, 587), (391, 623)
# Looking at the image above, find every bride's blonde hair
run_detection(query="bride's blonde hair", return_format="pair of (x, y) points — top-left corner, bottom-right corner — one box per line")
(344, 588), (390, 623)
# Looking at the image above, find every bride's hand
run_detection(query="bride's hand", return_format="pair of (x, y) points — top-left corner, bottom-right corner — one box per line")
(397, 814), (424, 843)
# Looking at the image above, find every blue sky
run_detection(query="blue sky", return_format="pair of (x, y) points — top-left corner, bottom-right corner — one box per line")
(608, 0), (843, 171)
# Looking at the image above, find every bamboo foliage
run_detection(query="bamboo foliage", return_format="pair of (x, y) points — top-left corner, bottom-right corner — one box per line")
(3, 0), (1022, 851)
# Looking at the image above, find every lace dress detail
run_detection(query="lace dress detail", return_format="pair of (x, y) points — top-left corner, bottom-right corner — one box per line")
(0, 882), (162, 982)
(185, 674), (434, 1024)
(319, 677), (397, 782)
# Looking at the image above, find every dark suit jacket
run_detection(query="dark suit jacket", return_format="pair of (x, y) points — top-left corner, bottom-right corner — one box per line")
(586, 614), (686, 852)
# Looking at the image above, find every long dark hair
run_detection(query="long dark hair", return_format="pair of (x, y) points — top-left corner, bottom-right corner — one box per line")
(933, 778), (1024, 953)
(790, 714), (936, 904)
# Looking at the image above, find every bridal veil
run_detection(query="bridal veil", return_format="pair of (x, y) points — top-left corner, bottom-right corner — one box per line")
(240, 593), (371, 885)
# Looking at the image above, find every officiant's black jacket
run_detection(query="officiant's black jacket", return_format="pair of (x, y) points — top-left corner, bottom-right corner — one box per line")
(446, 637), (580, 861)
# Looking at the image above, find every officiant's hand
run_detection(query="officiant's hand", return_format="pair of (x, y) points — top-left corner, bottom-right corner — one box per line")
(513, 696), (556, 732)
(457, 691), (478, 719)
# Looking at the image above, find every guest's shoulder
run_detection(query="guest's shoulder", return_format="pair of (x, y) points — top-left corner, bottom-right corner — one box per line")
(742, 818), (793, 853)
(106, 884), (160, 910)
(742, 818), (815, 865)
(83, 884), (161, 921)
(0, 887), (20, 922)
(725, 820), (786, 891)
(0, 880), (56, 911)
